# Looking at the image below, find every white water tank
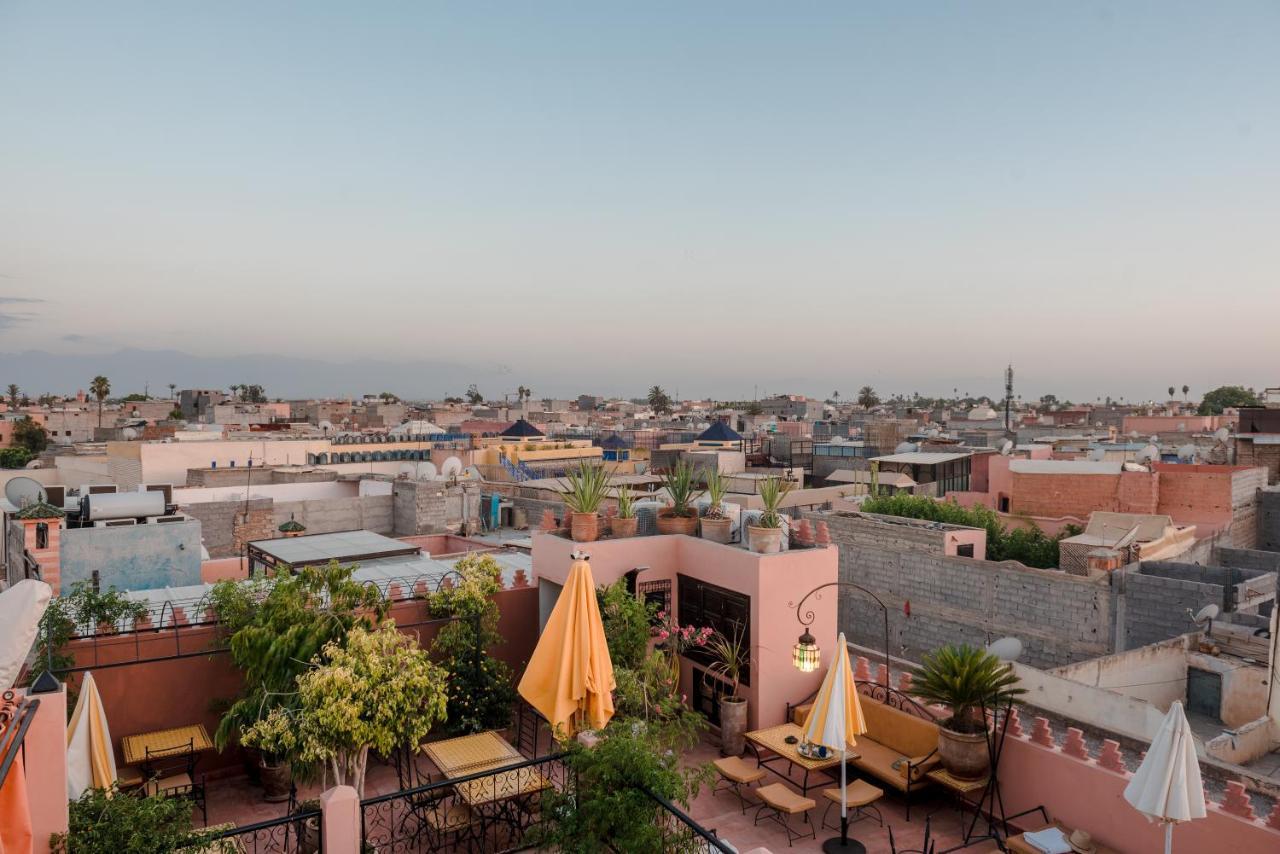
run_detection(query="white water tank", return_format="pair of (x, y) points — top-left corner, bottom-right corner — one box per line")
(81, 490), (166, 522)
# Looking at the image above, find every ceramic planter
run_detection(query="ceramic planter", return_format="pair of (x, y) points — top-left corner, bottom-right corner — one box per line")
(610, 515), (638, 538)
(936, 726), (990, 780)
(570, 511), (600, 542)
(747, 525), (783, 554)
(719, 697), (749, 756)
(259, 755), (293, 803)
(656, 510), (699, 536)
(700, 516), (733, 544)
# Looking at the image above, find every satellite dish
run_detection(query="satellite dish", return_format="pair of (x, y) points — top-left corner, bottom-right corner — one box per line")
(1087, 448), (1107, 462)
(1177, 444), (1197, 462)
(1136, 445), (1160, 464)
(986, 636), (1023, 662)
(121, 427), (138, 440)
(465, 465), (483, 480)
(998, 440), (1014, 456)
(1213, 427), (1230, 443)
(25, 459), (44, 469)
(1149, 435), (1159, 444)
(319, 420), (334, 433)
(1192, 604), (1219, 626)
(4, 476), (47, 507)
(1129, 430), (1140, 439)
(416, 461), (438, 480)
(441, 456), (463, 478)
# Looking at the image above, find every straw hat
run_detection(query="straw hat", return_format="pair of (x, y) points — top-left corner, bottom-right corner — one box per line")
(1068, 829), (1098, 853)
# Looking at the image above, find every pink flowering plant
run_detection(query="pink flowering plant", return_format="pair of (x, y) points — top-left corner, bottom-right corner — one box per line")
(652, 609), (714, 657)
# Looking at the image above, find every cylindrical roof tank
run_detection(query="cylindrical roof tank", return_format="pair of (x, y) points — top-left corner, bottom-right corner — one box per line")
(80, 490), (166, 522)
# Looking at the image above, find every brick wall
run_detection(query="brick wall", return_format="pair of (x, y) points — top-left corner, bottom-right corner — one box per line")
(1259, 488), (1280, 551)
(231, 500), (276, 555)
(180, 499), (250, 558)
(392, 480), (450, 535)
(1237, 441), (1280, 484)
(1009, 472), (1127, 518)
(274, 495), (393, 536)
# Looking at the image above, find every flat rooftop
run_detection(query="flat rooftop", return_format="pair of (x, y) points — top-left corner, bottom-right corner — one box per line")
(246, 529), (420, 566)
(870, 451), (970, 465)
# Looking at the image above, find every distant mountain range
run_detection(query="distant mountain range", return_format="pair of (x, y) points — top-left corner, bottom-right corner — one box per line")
(0, 348), (517, 400)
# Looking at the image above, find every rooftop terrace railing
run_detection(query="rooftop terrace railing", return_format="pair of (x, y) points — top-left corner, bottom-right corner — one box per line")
(197, 807), (321, 853)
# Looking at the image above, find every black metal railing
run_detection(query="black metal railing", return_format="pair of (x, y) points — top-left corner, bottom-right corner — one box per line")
(360, 752), (569, 853)
(196, 808), (322, 853)
(640, 786), (735, 854)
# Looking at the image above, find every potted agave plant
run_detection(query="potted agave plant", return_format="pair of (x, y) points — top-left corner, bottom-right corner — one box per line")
(656, 460), (703, 536)
(704, 627), (750, 756)
(747, 475), (790, 553)
(563, 462), (610, 542)
(610, 485), (638, 538)
(911, 644), (1026, 780)
(700, 468), (733, 544)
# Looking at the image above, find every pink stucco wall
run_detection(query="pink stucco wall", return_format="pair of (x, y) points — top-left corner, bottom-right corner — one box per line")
(531, 533), (839, 731)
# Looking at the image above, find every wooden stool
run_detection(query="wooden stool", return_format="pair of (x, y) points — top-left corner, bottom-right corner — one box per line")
(753, 782), (817, 847)
(713, 756), (767, 814)
(822, 779), (884, 831)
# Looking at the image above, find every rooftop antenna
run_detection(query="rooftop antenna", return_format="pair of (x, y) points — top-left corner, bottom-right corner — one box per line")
(1004, 364), (1014, 432)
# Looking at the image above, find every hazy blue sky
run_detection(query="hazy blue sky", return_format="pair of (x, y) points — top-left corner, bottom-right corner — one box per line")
(2, 2), (1277, 401)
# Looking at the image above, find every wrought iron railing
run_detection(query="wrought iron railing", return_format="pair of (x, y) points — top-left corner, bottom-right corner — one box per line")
(196, 808), (322, 853)
(639, 786), (736, 854)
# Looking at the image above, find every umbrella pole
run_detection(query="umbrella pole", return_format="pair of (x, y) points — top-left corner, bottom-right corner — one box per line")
(841, 748), (849, 844)
(1164, 821), (1172, 854)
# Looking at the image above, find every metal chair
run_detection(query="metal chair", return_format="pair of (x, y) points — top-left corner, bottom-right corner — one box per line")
(143, 739), (207, 825)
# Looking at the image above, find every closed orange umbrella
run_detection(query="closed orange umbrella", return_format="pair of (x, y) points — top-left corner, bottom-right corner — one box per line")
(0, 752), (34, 854)
(517, 556), (615, 737)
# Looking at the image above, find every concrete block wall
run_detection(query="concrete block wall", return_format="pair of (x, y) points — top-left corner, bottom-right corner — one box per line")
(813, 511), (1113, 668)
(1117, 567), (1218, 650)
(392, 480), (450, 536)
(274, 495), (393, 537)
(1260, 488), (1280, 551)
(180, 498), (260, 558)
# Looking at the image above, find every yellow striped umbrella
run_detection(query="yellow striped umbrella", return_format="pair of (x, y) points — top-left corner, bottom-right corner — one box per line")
(66, 672), (118, 798)
(801, 633), (867, 851)
(517, 556), (615, 738)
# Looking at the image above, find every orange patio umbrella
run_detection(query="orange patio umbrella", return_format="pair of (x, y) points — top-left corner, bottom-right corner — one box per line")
(517, 555), (615, 737)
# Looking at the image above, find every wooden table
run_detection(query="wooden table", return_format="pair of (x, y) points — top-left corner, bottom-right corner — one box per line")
(1006, 822), (1118, 854)
(122, 724), (213, 768)
(745, 723), (858, 795)
(422, 731), (525, 779)
(424, 731), (549, 840)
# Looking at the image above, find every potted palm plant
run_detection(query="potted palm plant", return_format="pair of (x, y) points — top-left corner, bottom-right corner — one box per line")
(656, 460), (703, 536)
(700, 468), (733, 544)
(563, 463), (611, 542)
(911, 644), (1025, 780)
(610, 485), (638, 538)
(747, 475), (790, 553)
(704, 627), (750, 756)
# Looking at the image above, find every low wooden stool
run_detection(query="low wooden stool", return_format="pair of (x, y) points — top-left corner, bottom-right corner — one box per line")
(753, 782), (817, 847)
(822, 779), (884, 831)
(713, 756), (767, 814)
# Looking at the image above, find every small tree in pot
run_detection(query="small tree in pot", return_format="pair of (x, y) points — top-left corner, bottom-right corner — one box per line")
(911, 644), (1025, 780)
(704, 626), (750, 755)
(563, 462), (611, 542)
(610, 485), (638, 538)
(699, 468), (733, 544)
(747, 475), (790, 553)
(656, 460), (703, 535)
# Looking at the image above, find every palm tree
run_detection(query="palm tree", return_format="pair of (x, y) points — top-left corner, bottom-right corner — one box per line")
(647, 385), (671, 414)
(832, 390), (839, 401)
(90, 375), (111, 427)
(1182, 384), (1190, 402)
(5, 384), (18, 409)
(1168, 386), (1175, 400)
(168, 383), (177, 399)
(857, 386), (879, 408)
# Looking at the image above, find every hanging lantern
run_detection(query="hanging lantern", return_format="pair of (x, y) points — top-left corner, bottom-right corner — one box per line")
(792, 628), (821, 672)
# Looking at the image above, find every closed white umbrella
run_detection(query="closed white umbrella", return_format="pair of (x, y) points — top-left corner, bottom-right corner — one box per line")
(801, 633), (867, 853)
(1123, 701), (1206, 854)
(67, 672), (118, 799)
(0, 580), (52, 690)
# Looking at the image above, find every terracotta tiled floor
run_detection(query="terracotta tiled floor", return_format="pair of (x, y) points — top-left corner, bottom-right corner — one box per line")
(202, 734), (986, 853)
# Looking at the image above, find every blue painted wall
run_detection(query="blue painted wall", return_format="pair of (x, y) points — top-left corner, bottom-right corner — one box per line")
(60, 520), (203, 591)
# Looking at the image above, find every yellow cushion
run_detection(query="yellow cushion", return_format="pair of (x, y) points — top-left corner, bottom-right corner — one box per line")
(425, 803), (474, 832)
(860, 696), (939, 758)
(145, 772), (193, 797)
(757, 783), (816, 814)
(714, 756), (766, 785)
(822, 780), (883, 807)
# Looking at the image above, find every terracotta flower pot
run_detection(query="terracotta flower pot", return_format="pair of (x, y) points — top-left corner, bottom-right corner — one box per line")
(570, 511), (600, 542)
(610, 516), (638, 538)
(258, 755), (293, 803)
(747, 525), (783, 553)
(719, 697), (749, 756)
(657, 510), (699, 536)
(936, 726), (990, 780)
(700, 516), (733, 544)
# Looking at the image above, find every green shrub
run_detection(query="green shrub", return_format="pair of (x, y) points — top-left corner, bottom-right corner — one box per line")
(597, 580), (652, 670)
(53, 787), (212, 854)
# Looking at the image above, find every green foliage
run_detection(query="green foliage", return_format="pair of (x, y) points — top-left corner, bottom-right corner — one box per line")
(756, 475), (790, 528)
(12, 415), (48, 454)
(859, 493), (1074, 569)
(857, 385), (880, 408)
(597, 581), (652, 670)
(1197, 384), (1259, 415)
(660, 460), (703, 517)
(614, 485), (636, 519)
(122, 393), (149, 402)
(53, 786), (211, 854)
(207, 576), (274, 635)
(29, 581), (149, 687)
(168, 408), (184, 420)
(0, 447), (33, 469)
(647, 385), (672, 414)
(702, 626), (749, 701)
(701, 468), (729, 518)
(215, 561), (386, 755)
(427, 553), (516, 735)
(562, 462), (611, 514)
(531, 713), (713, 854)
(465, 384), (484, 404)
(241, 622), (448, 798)
(911, 644), (1026, 733)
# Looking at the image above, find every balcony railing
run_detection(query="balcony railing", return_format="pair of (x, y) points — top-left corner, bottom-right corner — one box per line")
(197, 807), (321, 853)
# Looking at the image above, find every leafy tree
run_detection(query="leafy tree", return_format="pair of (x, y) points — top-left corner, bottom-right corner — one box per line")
(427, 553), (517, 735)
(122, 393), (149, 402)
(0, 447), (33, 469)
(29, 582), (148, 688)
(5, 383), (18, 409)
(516, 385), (532, 403)
(647, 385), (672, 414)
(1167, 386), (1176, 400)
(745, 400), (763, 416)
(89, 375), (110, 427)
(597, 580), (653, 670)
(168, 408), (183, 420)
(1182, 384), (1190, 402)
(465, 384), (484, 404)
(53, 787), (214, 854)
(167, 383), (177, 399)
(857, 385), (880, 408)
(1198, 385), (1259, 415)
(377, 391), (400, 403)
(13, 415), (48, 455)
(242, 623), (448, 799)
(1040, 394), (1058, 408)
(443, 395), (464, 404)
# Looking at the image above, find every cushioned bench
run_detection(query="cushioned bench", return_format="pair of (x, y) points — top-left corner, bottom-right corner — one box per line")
(792, 692), (940, 819)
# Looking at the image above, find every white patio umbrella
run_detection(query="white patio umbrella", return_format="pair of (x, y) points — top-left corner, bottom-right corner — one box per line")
(67, 672), (118, 799)
(1123, 701), (1206, 854)
(0, 579), (52, 690)
(800, 633), (867, 853)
